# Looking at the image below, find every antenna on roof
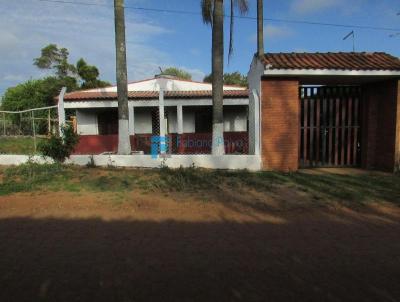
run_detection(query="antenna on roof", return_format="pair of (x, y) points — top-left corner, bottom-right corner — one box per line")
(343, 30), (355, 52)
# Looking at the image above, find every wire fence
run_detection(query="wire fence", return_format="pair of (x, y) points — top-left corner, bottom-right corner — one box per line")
(0, 106), (61, 153)
(0, 106), (60, 137)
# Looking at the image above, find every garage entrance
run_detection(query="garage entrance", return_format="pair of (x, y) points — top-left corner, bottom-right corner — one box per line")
(300, 86), (362, 168)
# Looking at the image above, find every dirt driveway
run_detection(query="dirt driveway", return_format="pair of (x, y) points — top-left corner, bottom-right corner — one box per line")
(0, 190), (399, 302)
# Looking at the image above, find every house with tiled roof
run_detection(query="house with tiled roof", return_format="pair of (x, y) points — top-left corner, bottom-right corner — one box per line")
(248, 52), (400, 172)
(60, 52), (400, 172)
(63, 75), (250, 155)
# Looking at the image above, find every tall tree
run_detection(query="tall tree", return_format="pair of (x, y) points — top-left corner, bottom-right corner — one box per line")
(34, 44), (77, 78)
(34, 44), (110, 90)
(76, 58), (110, 89)
(114, 0), (131, 155)
(257, 0), (264, 57)
(201, 0), (249, 155)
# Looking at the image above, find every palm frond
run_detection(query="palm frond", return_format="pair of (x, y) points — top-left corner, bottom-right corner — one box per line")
(236, 0), (249, 15)
(201, 0), (213, 25)
(228, 0), (249, 62)
(228, 0), (234, 61)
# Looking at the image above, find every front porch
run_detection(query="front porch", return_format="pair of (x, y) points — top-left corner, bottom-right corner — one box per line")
(73, 104), (249, 155)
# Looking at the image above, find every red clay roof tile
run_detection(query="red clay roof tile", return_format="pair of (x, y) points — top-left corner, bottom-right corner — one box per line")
(262, 52), (400, 71)
(64, 90), (249, 101)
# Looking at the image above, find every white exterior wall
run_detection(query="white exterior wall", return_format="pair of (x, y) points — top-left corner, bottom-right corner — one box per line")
(76, 110), (98, 135)
(182, 107), (196, 133)
(81, 77), (246, 93)
(76, 105), (248, 136)
(134, 108), (153, 134)
(224, 107), (247, 132)
(166, 107), (177, 133)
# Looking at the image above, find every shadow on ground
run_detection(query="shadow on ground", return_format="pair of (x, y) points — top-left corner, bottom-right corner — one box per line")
(0, 216), (399, 302)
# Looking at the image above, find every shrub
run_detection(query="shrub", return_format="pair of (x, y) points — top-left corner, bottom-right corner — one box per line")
(38, 125), (79, 162)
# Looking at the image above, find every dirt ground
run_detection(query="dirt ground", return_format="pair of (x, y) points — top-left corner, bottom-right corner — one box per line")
(0, 190), (399, 302)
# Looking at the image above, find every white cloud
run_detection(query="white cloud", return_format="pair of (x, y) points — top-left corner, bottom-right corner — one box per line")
(250, 25), (293, 43)
(291, 0), (342, 14)
(265, 25), (293, 39)
(0, 0), (176, 93)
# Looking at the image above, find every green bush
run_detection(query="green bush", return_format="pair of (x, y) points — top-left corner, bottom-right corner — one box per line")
(38, 125), (79, 162)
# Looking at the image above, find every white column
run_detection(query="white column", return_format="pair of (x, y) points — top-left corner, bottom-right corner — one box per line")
(253, 90), (261, 156)
(159, 88), (166, 154)
(58, 87), (67, 135)
(128, 104), (135, 135)
(177, 105), (183, 134)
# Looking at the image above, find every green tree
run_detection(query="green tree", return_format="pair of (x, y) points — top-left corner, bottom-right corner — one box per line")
(1, 77), (77, 112)
(76, 58), (110, 89)
(161, 67), (192, 80)
(201, 0), (249, 155)
(34, 44), (77, 78)
(34, 44), (110, 90)
(203, 72), (248, 86)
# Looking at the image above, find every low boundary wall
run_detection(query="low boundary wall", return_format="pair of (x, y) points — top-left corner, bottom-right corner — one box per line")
(0, 155), (262, 171)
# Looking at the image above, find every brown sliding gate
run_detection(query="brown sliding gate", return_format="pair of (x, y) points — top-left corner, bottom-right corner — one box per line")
(300, 86), (362, 168)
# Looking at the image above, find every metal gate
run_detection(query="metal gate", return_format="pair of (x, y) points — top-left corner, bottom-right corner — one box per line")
(300, 86), (362, 168)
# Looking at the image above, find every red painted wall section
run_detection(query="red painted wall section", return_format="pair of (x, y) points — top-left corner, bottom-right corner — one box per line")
(73, 133), (249, 155)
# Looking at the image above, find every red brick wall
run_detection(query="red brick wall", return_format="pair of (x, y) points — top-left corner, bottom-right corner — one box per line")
(261, 78), (300, 171)
(362, 79), (400, 172)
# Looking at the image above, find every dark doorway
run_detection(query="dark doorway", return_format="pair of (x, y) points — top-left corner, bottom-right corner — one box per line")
(300, 86), (362, 168)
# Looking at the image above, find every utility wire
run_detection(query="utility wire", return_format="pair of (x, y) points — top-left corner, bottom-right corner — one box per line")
(37, 0), (400, 32)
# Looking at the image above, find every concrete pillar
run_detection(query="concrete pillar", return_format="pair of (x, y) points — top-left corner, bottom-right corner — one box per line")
(58, 87), (67, 135)
(128, 105), (135, 135)
(177, 105), (183, 134)
(159, 89), (166, 154)
(177, 105), (184, 154)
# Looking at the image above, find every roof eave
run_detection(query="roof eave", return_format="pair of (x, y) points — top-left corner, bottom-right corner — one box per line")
(263, 69), (400, 77)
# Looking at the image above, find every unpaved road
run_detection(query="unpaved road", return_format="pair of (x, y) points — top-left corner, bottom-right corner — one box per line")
(0, 191), (399, 302)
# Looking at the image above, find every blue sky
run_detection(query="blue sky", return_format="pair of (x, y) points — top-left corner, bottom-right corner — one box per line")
(0, 0), (399, 95)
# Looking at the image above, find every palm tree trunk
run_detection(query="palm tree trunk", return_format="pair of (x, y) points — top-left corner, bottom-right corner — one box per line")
(114, 0), (131, 155)
(257, 0), (264, 57)
(211, 0), (225, 155)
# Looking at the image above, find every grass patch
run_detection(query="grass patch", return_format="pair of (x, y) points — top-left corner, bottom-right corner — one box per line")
(0, 137), (46, 154)
(0, 163), (399, 206)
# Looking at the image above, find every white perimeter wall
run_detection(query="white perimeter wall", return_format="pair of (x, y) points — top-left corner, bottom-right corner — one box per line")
(0, 155), (261, 171)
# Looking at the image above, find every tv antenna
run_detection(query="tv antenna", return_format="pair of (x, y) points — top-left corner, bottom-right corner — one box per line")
(343, 30), (355, 52)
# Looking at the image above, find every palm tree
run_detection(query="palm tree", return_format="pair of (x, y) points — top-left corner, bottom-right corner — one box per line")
(257, 0), (264, 57)
(201, 0), (249, 155)
(114, 0), (131, 155)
